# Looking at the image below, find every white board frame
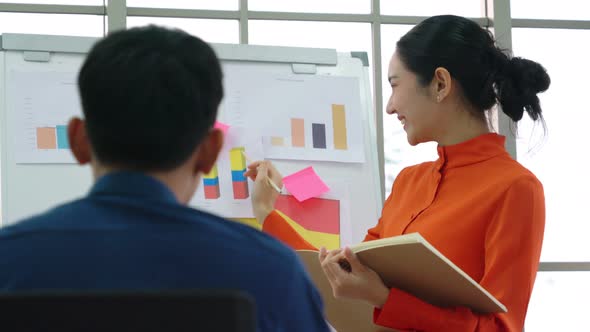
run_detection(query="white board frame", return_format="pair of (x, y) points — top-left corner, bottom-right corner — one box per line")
(0, 33), (382, 245)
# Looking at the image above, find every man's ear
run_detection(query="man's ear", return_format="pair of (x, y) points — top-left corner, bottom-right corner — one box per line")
(193, 128), (224, 175)
(432, 67), (452, 103)
(67, 117), (92, 165)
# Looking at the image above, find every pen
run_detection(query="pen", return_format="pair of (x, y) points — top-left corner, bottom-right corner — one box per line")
(241, 151), (282, 194)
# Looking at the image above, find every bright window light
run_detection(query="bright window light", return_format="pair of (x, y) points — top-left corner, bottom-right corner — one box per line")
(513, 28), (590, 261)
(127, 17), (239, 44)
(249, 0), (370, 14)
(381, 0), (482, 17)
(2, 0), (102, 4)
(525, 272), (590, 330)
(512, 0), (590, 20)
(0, 12), (104, 36)
(127, 0), (237, 10)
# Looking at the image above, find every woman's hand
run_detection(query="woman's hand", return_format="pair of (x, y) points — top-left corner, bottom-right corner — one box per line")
(319, 246), (390, 308)
(244, 160), (283, 224)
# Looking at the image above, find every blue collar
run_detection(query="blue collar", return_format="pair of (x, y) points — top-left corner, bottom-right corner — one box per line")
(88, 172), (179, 204)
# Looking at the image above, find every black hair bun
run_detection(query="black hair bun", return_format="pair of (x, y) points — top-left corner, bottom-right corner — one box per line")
(495, 57), (550, 122)
(507, 57), (550, 95)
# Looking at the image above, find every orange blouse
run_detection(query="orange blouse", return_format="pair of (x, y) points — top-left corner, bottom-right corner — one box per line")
(263, 133), (545, 332)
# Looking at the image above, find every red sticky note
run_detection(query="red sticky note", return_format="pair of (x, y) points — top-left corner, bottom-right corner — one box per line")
(214, 121), (229, 134)
(282, 166), (329, 202)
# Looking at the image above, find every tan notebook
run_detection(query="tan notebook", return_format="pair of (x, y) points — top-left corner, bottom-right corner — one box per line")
(313, 232), (506, 314)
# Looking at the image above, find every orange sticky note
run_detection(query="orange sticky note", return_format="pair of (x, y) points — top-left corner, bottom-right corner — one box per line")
(282, 166), (329, 202)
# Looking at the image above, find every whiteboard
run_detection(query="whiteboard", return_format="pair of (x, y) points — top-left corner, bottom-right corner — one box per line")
(0, 33), (382, 245)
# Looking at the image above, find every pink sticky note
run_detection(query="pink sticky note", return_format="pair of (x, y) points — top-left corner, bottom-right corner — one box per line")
(214, 121), (229, 134)
(282, 166), (330, 202)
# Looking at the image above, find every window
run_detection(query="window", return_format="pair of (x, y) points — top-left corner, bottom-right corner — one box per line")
(511, 0), (590, 20)
(525, 271), (590, 330)
(249, 0), (369, 14)
(249, 20), (371, 53)
(513, 28), (590, 261)
(2, 0), (102, 4)
(0, 12), (104, 36)
(381, 0), (481, 17)
(127, 0), (237, 11)
(127, 17), (239, 44)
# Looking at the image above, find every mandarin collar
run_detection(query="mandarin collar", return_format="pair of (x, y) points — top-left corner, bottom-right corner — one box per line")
(434, 133), (508, 171)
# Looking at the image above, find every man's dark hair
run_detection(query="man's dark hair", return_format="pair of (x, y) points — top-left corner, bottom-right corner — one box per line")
(78, 25), (223, 171)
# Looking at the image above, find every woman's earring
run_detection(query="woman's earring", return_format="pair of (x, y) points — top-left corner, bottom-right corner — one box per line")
(436, 95), (441, 102)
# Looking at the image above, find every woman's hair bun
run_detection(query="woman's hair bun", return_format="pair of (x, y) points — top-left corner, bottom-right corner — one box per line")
(495, 56), (550, 122)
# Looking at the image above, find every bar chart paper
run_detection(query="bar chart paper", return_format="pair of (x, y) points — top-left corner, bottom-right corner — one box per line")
(220, 66), (365, 163)
(9, 71), (80, 163)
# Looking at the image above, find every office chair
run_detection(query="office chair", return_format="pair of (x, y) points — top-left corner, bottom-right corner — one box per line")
(0, 289), (256, 332)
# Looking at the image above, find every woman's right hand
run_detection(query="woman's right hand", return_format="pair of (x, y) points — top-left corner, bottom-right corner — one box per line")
(244, 160), (283, 224)
(319, 246), (390, 308)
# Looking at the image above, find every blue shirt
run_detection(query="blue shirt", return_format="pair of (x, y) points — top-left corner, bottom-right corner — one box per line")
(0, 172), (328, 332)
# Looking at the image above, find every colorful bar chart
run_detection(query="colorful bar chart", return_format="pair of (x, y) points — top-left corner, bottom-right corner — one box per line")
(36, 125), (69, 150)
(230, 147), (249, 199)
(232, 196), (342, 249)
(332, 104), (348, 150)
(271, 137), (285, 146)
(36, 127), (56, 149)
(202, 165), (220, 199)
(312, 123), (327, 149)
(56, 125), (69, 149)
(274, 195), (340, 250)
(272, 105), (349, 151)
(291, 118), (305, 147)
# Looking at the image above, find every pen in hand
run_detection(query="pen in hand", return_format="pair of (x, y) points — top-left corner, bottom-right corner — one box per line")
(241, 151), (282, 194)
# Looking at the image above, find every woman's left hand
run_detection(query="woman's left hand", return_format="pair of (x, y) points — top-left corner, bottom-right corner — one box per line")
(319, 246), (390, 308)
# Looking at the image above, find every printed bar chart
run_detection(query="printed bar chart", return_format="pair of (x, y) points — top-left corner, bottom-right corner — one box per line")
(332, 104), (348, 150)
(257, 74), (363, 163)
(56, 125), (69, 149)
(36, 127), (57, 149)
(275, 195), (341, 250)
(291, 118), (305, 147)
(271, 137), (285, 146)
(270, 105), (350, 151)
(229, 147), (249, 199)
(202, 165), (220, 199)
(36, 125), (70, 150)
(312, 123), (327, 149)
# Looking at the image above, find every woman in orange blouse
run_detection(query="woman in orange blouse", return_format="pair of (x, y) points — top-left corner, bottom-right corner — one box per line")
(246, 15), (549, 332)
